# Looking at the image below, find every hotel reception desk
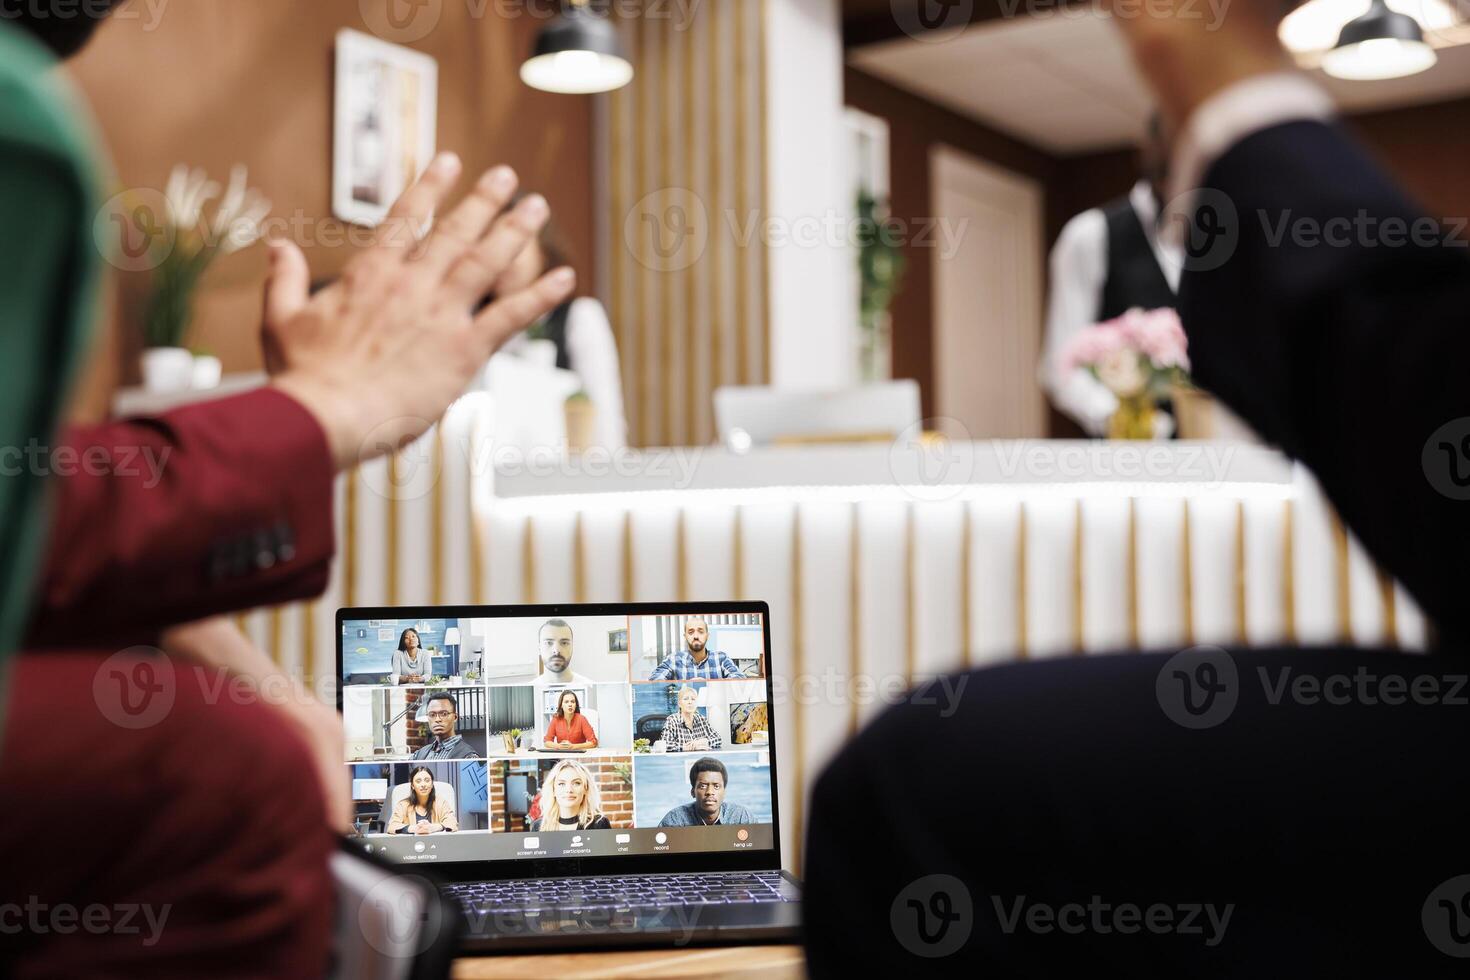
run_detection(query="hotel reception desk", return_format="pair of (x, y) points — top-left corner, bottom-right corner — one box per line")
(236, 396), (1427, 870)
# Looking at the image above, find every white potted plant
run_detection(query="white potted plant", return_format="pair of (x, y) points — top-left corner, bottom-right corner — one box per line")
(141, 164), (270, 393)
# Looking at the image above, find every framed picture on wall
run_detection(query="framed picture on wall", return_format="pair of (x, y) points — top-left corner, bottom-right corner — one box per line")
(333, 28), (438, 227)
(608, 628), (628, 653)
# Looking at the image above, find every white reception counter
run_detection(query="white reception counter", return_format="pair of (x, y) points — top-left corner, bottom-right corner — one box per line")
(233, 399), (1423, 871)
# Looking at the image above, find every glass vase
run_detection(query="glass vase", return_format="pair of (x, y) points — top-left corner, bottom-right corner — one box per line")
(1108, 395), (1156, 440)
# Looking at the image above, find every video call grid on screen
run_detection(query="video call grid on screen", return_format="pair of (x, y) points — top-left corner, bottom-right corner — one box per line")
(337, 604), (776, 865)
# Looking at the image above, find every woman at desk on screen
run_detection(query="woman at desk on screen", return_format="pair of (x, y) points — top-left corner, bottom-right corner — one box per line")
(387, 767), (458, 835)
(476, 193), (627, 450)
(533, 759), (611, 832)
(543, 689), (598, 750)
(390, 628), (430, 685)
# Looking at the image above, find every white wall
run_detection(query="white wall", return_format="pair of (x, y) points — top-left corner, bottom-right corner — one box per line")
(765, 0), (857, 389)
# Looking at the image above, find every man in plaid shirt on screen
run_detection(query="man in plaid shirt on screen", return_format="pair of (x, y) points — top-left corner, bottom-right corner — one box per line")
(647, 615), (749, 680)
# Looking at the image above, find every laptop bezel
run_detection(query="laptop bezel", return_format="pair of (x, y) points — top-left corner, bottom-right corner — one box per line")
(337, 600), (784, 883)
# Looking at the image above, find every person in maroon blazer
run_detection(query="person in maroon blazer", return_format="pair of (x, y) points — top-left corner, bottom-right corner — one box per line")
(0, 7), (576, 977)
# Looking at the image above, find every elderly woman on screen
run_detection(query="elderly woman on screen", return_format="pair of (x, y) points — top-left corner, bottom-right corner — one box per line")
(661, 684), (723, 752)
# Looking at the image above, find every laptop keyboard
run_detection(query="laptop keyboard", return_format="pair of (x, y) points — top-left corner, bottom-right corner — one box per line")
(447, 871), (793, 914)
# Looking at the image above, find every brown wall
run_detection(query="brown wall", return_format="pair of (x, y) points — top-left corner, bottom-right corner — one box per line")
(64, 0), (595, 421)
(845, 66), (1056, 420)
(846, 65), (1470, 434)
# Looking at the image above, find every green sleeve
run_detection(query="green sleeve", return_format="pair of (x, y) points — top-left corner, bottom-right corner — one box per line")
(0, 23), (105, 742)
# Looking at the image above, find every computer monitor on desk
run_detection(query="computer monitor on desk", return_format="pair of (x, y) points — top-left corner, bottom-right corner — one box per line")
(714, 380), (920, 450)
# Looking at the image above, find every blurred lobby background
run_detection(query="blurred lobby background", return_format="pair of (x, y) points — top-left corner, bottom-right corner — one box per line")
(63, 0), (1470, 871)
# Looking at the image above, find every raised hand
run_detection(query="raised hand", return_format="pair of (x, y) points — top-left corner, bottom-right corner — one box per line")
(264, 154), (576, 470)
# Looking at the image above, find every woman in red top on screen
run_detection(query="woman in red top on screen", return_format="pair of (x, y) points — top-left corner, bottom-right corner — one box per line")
(543, 689), (598, 749)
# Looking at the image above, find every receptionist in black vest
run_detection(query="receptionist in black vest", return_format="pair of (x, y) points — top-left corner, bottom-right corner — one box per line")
(1039, 115), (1182, 436)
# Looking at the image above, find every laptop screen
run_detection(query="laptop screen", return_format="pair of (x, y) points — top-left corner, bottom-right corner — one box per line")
(338, 604), (777, 869)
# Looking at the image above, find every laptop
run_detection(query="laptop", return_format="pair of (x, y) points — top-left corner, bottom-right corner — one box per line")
(714, 379), (920, 449)
(337, 601), (801, 952)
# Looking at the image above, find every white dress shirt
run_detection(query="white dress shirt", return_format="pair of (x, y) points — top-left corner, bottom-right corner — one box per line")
(1039, 180), (1184, 435)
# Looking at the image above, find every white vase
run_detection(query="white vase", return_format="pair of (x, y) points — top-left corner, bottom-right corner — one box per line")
(140, 347), (195, 394)
(191, 354), (222, 390)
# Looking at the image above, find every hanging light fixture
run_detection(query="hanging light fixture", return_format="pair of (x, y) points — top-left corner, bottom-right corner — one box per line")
(1321, 0), (1438, 79)
(521, 0), (633, 95)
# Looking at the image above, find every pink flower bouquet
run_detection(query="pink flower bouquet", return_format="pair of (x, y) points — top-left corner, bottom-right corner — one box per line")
(1062, 306), (1190, 400)
(1061, 307), (1191, 439)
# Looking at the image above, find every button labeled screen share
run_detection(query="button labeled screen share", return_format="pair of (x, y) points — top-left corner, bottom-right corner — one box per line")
(522, 837), (539, 849)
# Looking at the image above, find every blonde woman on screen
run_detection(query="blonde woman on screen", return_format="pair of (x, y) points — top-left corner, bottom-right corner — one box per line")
(533, 759), (611, 832)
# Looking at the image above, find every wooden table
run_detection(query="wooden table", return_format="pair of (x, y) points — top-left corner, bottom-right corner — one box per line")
(453, 944), (805, 979)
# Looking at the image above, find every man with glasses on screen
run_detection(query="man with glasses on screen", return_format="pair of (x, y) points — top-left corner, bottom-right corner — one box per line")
(648, 616), (747, 680)
(411, 693), (478, 761)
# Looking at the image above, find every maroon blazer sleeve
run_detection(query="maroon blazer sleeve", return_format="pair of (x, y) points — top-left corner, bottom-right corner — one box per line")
(25, 387), (336, 648)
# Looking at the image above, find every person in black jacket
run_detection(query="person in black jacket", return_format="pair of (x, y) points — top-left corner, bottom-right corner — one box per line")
(803, 3), (1470, 976)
